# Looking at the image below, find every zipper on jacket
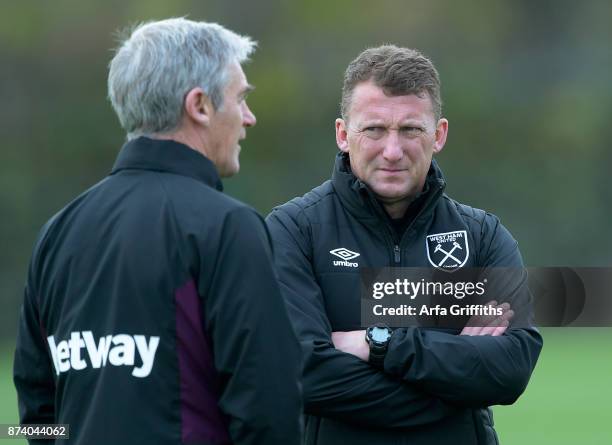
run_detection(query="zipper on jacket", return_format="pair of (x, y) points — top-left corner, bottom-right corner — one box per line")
(390, 181), (444, 266)
(398, 180), (446, 247)
(393, 245), (401, 264)
(358, 176), (445, 267)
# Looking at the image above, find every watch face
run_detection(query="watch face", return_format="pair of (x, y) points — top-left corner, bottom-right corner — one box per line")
(370, 326), (391, 343)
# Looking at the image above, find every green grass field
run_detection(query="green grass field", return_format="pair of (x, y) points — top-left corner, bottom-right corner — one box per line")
(1, 328), (610, 444)
(494, 328), (612, 444)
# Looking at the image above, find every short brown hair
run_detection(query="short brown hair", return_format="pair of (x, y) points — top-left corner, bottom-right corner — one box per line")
(340, 45), (442, 121)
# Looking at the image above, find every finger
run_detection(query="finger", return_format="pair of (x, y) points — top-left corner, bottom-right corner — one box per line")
(461, 300), (500, 335)
(491, 319), (509, 336)
(491, 303), (512, 322)
(460, 326), (477, 336)
(479, 314), (505, 336)
(497, 302), (511, 313)
(480, 309), (514, 336)
(464, 300), (498, 334)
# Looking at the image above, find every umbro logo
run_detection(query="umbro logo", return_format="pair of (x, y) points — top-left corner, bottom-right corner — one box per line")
(330, 248), (360, 267)
(330, 248), (360, 260)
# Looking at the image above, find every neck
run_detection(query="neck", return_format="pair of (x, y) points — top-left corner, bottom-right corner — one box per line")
(152, 127), (208, 158)
(379, 176), (429, 220)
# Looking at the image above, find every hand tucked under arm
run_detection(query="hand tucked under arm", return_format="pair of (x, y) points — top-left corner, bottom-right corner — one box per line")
(331, 330), (369, 361)
(460, 301), (514, 336)
(333, 301), (513, 362)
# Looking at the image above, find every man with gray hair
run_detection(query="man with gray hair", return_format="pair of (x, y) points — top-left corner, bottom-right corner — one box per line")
(266, 45), (542, 444)
(14, 18), (302, 445)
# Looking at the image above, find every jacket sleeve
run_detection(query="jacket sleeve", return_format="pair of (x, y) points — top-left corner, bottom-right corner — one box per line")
(202, 206), (303, 445)
(383, 214), (543, 408)
(266, 207), (458, 429)
(13, 270), (57, 433)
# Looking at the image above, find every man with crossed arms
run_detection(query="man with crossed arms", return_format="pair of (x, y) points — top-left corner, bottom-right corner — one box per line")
(266, 45), (541, 444)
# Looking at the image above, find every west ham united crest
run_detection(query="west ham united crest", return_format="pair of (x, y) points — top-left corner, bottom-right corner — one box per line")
(426, 230), (469, 271)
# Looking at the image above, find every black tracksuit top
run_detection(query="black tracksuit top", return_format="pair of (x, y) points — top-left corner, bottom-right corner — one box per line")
(266, 152), (543, 445)
(14, 137), (302, 445)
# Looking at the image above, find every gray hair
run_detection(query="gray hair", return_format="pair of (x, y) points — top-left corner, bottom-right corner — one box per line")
(108, 18), (256, 139)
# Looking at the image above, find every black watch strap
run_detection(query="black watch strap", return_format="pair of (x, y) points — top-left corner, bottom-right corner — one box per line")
(368, 343), (388, 369)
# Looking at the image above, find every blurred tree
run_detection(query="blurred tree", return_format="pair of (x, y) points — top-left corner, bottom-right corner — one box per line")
(1, 0), (611, 340)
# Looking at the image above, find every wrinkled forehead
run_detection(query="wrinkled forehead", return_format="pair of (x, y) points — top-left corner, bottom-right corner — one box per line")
(348, 81), (435, 123)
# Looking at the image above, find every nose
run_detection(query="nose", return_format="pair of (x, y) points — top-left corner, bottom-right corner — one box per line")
(242, 102), (256, 128)
(382, 130), (403, 162)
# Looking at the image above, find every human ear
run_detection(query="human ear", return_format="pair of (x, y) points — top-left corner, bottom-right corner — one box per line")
(184, 87), (213, 126)
(433, 118), (449, 154)
(335, 118), (349, 152)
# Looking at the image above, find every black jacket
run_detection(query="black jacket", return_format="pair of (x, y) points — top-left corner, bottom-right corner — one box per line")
(14, 137), (302, 445)
(266, 152), (542, 445)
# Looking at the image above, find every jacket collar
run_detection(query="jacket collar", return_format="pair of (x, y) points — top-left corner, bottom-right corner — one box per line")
(111, 137), (223, 191)
(331, 151), (446, 230)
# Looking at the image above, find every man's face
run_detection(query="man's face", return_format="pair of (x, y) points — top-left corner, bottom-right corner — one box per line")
(206, 62), (256, 177)
(335, 81), (448, 205)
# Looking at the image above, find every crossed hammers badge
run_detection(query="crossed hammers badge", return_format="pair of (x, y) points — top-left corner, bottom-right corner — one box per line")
(426, 230), (469, 270)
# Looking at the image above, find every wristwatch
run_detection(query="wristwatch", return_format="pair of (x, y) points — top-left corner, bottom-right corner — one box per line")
(365, 324), (393, 369)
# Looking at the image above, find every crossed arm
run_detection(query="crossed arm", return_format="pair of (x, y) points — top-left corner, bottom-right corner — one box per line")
(267, 209), (459, 429)
(332, 302), (542, 408)
(332, 300), (514, 362)
(266, 208), (542, 426)
(330, 222), (542, 408)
